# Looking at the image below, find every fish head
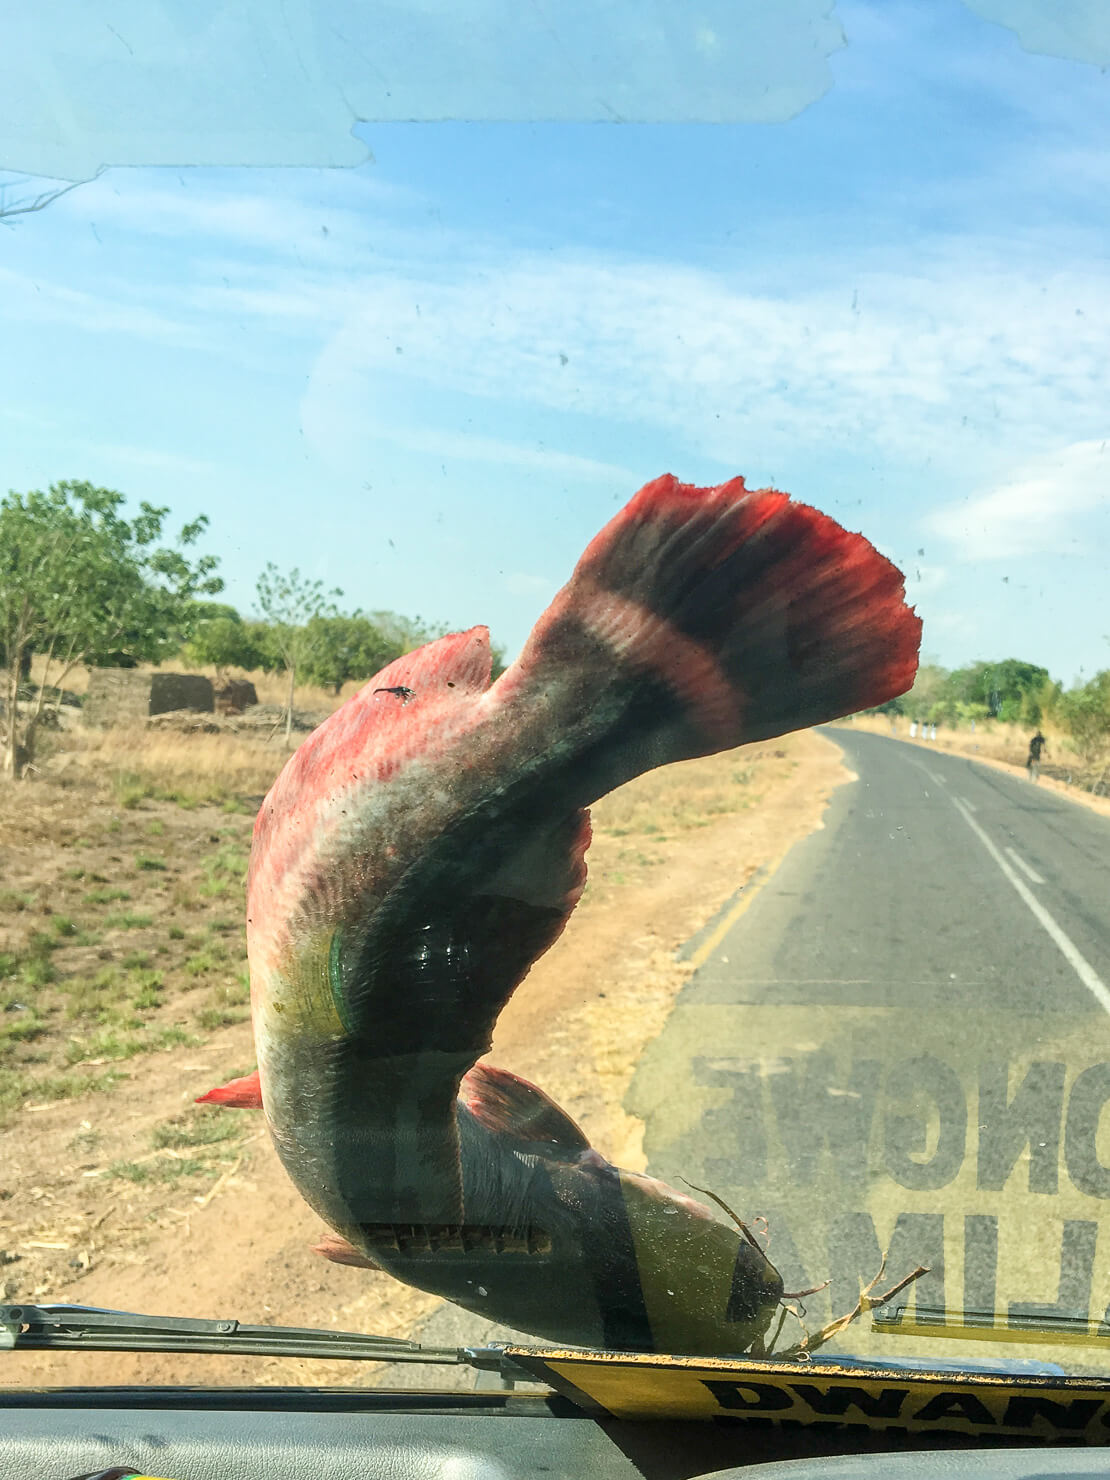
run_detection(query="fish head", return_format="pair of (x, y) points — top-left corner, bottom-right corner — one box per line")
(614, 1167), (784, 1356)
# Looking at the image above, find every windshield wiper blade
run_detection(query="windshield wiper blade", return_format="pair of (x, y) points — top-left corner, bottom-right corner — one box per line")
(0, 1303), (520, 1375)
(874, 1303), (1110, 1347)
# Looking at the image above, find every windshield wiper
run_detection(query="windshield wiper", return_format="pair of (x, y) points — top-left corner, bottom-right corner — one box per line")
(874, 1303), (1110, 1347)
(0, 1303), (532, 1382)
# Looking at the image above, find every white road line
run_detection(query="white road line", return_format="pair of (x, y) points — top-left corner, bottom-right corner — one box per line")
(957, 794), (977, 812)
(949, 795), (1110, 1017)
(925, 770), (944, 785)
(1005, 846), (1046, 885)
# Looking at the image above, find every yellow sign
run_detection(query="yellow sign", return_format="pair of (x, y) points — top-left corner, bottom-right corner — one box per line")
(506, 1347), (1110, 1442)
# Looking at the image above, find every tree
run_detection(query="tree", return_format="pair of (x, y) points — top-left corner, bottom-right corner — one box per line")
(0, 481), (222, 778)
(255, 565), (342, 740)
(0, 172), (99, 225)
(298, 614), (400, 695)
(367, 610), (448, 654)
(1058, 671), (1110, 788)
(182, 604), (267, 685)
(947, 658), (1050, 720)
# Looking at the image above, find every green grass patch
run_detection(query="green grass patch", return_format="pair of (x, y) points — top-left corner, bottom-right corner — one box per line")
(18, 955), (57, 988)
(110, 771), (152, 809)
(152, 1113), (242, 1150)
(167, 925), (186, 941)
(0, 1068), (125, 1128)
(64, 1030), (147, 1065)
(0, 1010), (49, 1046)
(153, 1025), (201, 1051)
(184, 951), (220, 977)
(0, 890), (37, 913)
(196, 1005), (249, 1030)
(109, 1156), (208, 1184)
(83, 887), (131, 906)
(102, 912), (153, 930)
(131, 972), (164, 1010)
(135, 855), (168, 872)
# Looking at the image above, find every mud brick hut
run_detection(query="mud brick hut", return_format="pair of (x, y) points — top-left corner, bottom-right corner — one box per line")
(84, 669), (215, 727)
(214, 678), (258, 714)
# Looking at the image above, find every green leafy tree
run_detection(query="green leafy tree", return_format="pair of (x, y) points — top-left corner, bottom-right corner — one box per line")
(182, 605), (267, 685)
(0, 480), (222, 778)
(367, 610), (448, 654)
(947, 659), (1050, 719)
(255, 565), (342, 740)
(1058, 671), (1110, 786)
(299, 614), (400, 695)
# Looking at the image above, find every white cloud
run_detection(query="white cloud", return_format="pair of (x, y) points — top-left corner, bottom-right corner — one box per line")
(0, 263), (208, 347)
(298, 240), (1110, 475)
(923, 438), (1109, 560)
(83, 442), (223, 478)
(299, 396), (633, 486)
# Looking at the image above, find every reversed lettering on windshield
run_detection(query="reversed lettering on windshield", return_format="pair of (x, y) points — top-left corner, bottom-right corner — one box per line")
(628, 1009), (1110, 1354)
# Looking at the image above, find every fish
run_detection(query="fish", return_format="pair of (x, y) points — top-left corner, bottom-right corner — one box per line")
(200, 473), (921, 1355)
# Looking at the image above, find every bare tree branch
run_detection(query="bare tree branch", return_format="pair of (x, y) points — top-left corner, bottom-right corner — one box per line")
(0, 170), (102, 224)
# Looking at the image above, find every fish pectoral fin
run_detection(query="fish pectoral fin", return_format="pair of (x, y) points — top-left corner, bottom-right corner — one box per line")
(195, 1069), (263, 1109)
(461, 1062), (592, 1156)
(311, 1233), (381, 1270)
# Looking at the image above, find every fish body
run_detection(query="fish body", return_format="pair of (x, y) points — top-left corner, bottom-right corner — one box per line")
(209, 475), (920, 1354)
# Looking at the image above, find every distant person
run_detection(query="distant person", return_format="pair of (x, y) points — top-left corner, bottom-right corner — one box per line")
(1027, 731), (1047, 782)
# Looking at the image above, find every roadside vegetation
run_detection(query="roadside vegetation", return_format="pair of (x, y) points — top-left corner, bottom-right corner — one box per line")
(862, 657), (1110, 795)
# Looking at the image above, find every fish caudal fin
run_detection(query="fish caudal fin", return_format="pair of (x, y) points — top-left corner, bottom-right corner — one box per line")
(496, 475), (920, 782)
(196, 1070), (262, 1109)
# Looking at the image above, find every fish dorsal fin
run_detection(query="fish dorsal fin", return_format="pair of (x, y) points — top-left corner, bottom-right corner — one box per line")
(196, 1070), (262, 1108)
(461, 1062), (591, 1156)
(369, 625), (492, 698)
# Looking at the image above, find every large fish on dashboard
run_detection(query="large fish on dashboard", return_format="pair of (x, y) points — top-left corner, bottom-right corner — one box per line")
(201, 474), (921, 1355)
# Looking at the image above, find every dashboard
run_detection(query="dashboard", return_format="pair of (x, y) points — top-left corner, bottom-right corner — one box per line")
(2, 1389), (1109, 1480)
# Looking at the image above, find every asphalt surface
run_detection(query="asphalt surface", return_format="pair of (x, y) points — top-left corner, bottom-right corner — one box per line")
(628, 728), (1110, 1363)
(409, 728), (1110, 1375)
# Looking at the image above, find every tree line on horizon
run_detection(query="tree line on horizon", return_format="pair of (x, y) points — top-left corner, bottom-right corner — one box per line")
(867, 655), (1110, 787)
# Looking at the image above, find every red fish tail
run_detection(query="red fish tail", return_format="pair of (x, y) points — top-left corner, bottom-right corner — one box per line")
(497, 474), (920, 775)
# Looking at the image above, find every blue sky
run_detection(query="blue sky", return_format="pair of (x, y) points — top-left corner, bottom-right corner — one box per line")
(1, 0), (1108, 685)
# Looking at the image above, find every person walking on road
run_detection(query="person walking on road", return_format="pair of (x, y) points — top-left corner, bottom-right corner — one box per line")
(1027, 730), (1047, 782)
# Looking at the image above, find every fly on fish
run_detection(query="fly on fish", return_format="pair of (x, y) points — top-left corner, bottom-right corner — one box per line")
(200, 474), (923, 1357)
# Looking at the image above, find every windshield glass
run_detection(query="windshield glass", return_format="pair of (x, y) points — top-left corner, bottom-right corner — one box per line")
(2, 0), (1109, 1399)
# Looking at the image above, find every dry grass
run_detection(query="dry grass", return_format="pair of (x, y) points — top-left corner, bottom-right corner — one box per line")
(848, 712), (1068, 769)
(69, 727), (288, 809)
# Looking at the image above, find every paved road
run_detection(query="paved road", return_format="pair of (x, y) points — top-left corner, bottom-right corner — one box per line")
(409, 728), (1110, 1374)
(628, 728), (1110, 1362)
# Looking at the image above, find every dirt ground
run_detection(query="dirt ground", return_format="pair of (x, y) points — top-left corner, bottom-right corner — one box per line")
(0, 726), (850, 1390)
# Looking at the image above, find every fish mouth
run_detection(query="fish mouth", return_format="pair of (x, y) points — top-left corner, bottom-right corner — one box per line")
(357, 1220), (554, 1261)
(727, 1238), (785, 1323)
